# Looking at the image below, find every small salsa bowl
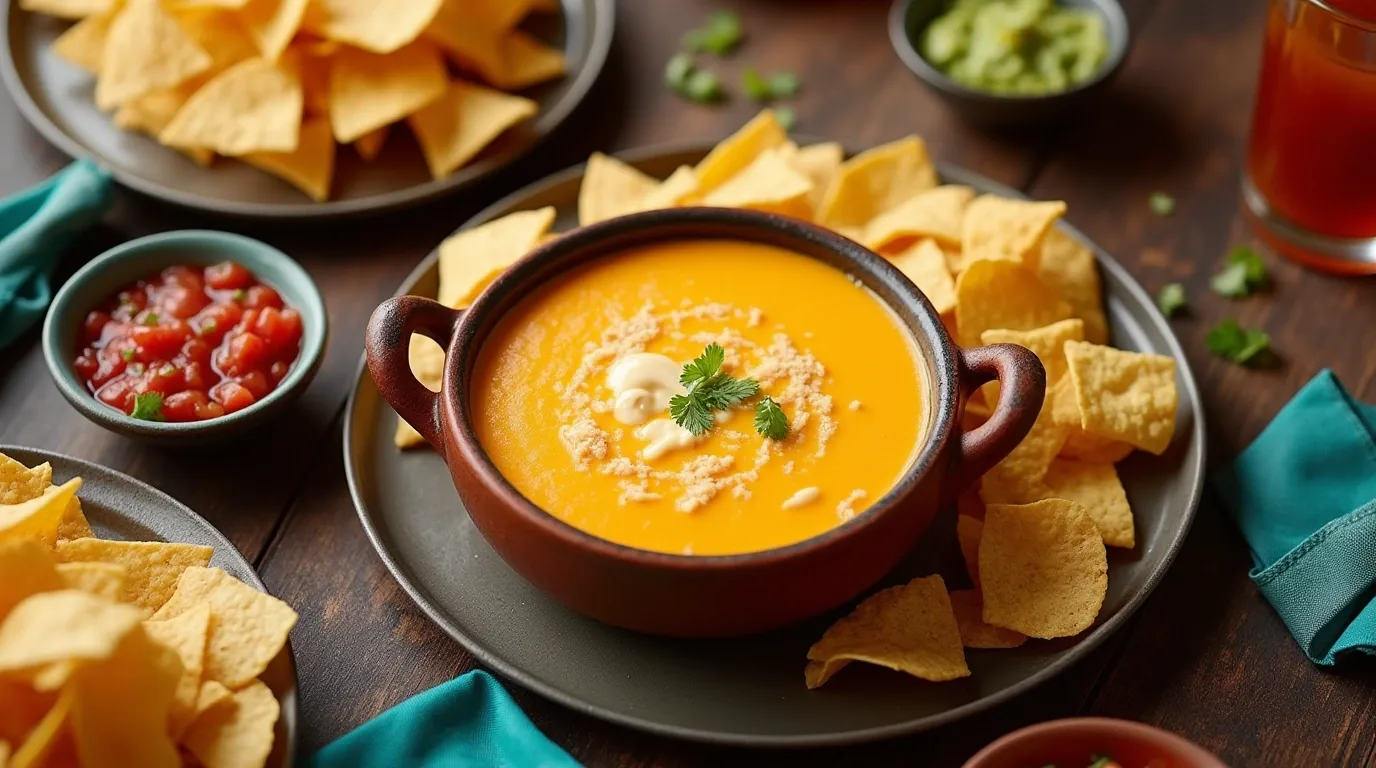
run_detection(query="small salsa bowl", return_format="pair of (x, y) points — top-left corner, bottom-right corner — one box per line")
(365, 207), (1046, 637)
(889, 0), (1131, 127)
(42, 230), (328, 444)
(962, 717), (1228, 768)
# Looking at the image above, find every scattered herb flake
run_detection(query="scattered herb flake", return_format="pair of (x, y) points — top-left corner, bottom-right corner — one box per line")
(130, 392), (165, 421)
(767, 70), (799, 98)
(141, 312), (159, 326)
(682, 69), (723, 102)
(1210, 244), (1268, 298)
(1149, 192), (1175, 216)
(1205, 319), (1272, 366)
(665, 52), (694, 90)
(231, 288), (247, 302)
(754, 396), (788, 440)
(775, 105), (797, 131)
(120, 348), (135, 362)
(682, 10), (743, 56)
(741, 66), (771, 101)
(198, 319), (217, 336)
(1156, 282), (1187, 317)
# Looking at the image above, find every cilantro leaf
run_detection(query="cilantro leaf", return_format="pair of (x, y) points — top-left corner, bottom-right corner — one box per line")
(682, 69), (723, 103)
(1149, 192), (1175, 216)
(682, 10), (742, 55)
(680, 343), (726, 389)
(767, 70), (799, 98)
(130, 392), (165, 421)
(665, 52), (694, 90)
(754, 396), (788, 440)
(1156, 282), (1187, 317)
(1211, 244), (1267, 298)
(775, 105), (796, 131)
(742, 66), (770, 101)
(669, 393), (714, 436)
(700, 376), (759, 410)
(1205, 319), (1272, 366)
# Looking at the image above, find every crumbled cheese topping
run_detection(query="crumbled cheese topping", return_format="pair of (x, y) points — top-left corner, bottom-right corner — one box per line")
(836, 489), (868, 521)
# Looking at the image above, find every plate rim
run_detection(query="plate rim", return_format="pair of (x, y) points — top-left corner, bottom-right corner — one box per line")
(0, 0), (615, 220)
(341, 141), (1208, 747)
(0, 443), (301, 765)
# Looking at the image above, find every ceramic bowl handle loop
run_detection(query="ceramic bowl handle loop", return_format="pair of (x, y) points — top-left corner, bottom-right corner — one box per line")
(365, 296), (464, 455)
(944, 344), (1047, 503)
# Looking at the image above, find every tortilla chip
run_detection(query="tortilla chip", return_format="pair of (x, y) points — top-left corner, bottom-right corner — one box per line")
(183, 680), (279, 768)
(0, 479), (81, 548)
(143, 604), (212, 738)
(579, 152), (657, 226)
(56, 498), (94, 542)
(54, 538), (214, 612)
(949, 589), (1027, 648)
(816, 136), (938, 235)
(10, 685), (73, 768)
(1038, 228), (1108, 344)
(489, 30), (566, 90)
(353, 125), (387, 160)
(423, 0), (504, 81)
(68, 627), (182, 768)
(639, 166), (699, 211)
(437, 207), (555, 308)
(0, 590), (144, 672)
(1041, 459), (1134, 548)
(979, 394), (1067, 506)
(956, 514), (982, 589)
(789, 141), (843, 212)
(805, 575), (968, 688)
(693, 110), (789, 197)
(177, 8), (260, 73)
(95, 0), (212, 110)
(470, 0), (545, 30)
(980, 500), (1107, 638)
(56, 562), (127, 601)
(19, 0), (111, 19)
(308, 0), (440, 54)
(863, 184), (973, 252)
(160, 55), (303, 156)
(114, 85), (216, 166)
(0, 456), (49, 506)
(1064, 341), (1178, 456)
(243, 116), (336, 201)
(958, 195), (1066, 272)
(328, 39), (446, 143)
(0, 540), (62, 622)
(409, 80), (537, 179)
(701, 147), (813, 218)
(394, 334), (445, 448)
(52, 12), (112, 74)
(151, 567), (297, 689)
(192, 680), (234, 721)
(239, 0), (310, 62)
(953, 259), (1072, 348)
(888, 238), (956, 316)
(979, 318), (1084, 406)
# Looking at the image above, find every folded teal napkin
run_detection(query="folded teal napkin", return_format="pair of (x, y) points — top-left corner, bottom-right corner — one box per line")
(0, 159), (113, 350)
(1214, 369), (1376, 666)
(310, 670), (581, 768)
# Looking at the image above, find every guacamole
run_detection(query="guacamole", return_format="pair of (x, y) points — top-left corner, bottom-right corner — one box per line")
(920, 0), (1108, 95)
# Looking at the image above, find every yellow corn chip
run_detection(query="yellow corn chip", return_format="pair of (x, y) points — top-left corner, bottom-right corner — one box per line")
(143, 604), (211, 738)
(1064, 341), (1178, 456)
(177, 8), (260, 73)
(579, 152), (657, 226)
(0, 676), (55, 753)
(54, 538), (213, 612)
(470, 0), (544, 30)
(488, 30), (566, 90)
(1038, 228), (1108, 344)
(115, 84), (216, 166)
(953, 259), (1072, 348)
(0, 739), (8, 766)
(95, 0), (212, 110)
(170, 0), (251, 8)
(329, 40), (446, 143)
(1041, 459), (1134, 548)
(308, 0), (440, 54)
(979, 318), (1084, 406)
(160, 55), (303, 156)
(980, 500), (1107, 638)
(68, 627), (181, 768)
(0, 479), (81, 547)
(437, 207), (555, 308)
(979, 394), (1067, 506)
(56, 498), (94, 542)
(789, 141), (843, 212)
(10, 685), (74, 768)
(243, 116), (336, 201)
(423, 0), (504, 81)
(19, 0), (111, 19)
(183, 680), (279, 768)
(804, 575), (968, 688)
(816, 136), (938, 235)
(693, 110), (789, 197)
(0, 455), (49, 506)
(1053, 382), (1135, 464)
(0, 590), (144, 672)
(193, 680), (234, 721)
(958, 195), (1066, 272)
(949, 589), (1027, 649)
(151, 567), (297, 689)
(52, 12), (111, 74)
(353, 125), (387, 160)
(701, 147), (813, 218)
(956, 514), (982, 589)
(56, 562), (127, 601)
(395, 334), (445, 449)
(863, 184), (973, 252)
(239, 0), (309, 62)
(409, 80), (538, 179)
(639, 165), (699, 211)
(0, 540), (62, 622)
(889, 238), (956, 316)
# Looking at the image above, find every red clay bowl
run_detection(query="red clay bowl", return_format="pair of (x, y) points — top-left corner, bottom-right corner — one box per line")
(962, 718), (1229, 768)
(364, 207), (1045, 637)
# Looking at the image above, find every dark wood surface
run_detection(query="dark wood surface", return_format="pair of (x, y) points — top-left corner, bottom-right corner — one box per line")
(3, 0), (1374, 765)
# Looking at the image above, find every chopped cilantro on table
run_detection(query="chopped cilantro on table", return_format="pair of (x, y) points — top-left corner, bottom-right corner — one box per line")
(1149, 191), (1176, 216)
(682, 69), (724, 103)
(767, 70), (799, 98)
(774, 105), (797, 131)
(1206, 319), (1272, 366)
(742, 67), (800, 102)
(754, 396), (789, 440)
(1210, 244), (1268, 298)
(1156, 282), (1187, 317)
(682, 10), (743, 55)
(130, 392), (165, 421)
(665, 52), (694, 90)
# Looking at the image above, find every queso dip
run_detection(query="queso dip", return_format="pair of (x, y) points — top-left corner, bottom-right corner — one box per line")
(471, 240), (926, 555)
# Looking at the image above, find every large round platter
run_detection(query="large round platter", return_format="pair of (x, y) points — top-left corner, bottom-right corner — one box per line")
(0, 0), (613, 219)
(342, 143), (1206, 747)
(0, 445), (299, 766)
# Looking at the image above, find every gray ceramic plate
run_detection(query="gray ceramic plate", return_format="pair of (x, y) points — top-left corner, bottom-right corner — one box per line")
(342, 143), (1206, 747)
(0, 0), (613, 219)
(0, 445), (298, 766)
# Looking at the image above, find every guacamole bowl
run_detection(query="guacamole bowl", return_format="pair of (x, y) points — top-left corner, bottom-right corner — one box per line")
(889, 0), (1131, 127)
(365, 207), (1046, 637)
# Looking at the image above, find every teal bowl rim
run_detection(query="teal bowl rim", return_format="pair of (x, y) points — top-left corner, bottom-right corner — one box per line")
(41, 230), (328, 439)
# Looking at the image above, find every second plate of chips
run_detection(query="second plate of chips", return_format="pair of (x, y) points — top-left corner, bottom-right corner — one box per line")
(0, 0), (613, 218)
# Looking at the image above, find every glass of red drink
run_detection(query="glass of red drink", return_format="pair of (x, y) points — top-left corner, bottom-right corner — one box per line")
(1243, 0), (1376, 274)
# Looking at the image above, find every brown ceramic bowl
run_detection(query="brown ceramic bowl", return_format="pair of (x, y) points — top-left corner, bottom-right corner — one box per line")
(962, 717), (1229, 768)
(364, 207), (1045, 637)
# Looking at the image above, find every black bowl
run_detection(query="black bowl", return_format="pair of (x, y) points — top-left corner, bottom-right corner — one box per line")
(889, 0), (1131, 128)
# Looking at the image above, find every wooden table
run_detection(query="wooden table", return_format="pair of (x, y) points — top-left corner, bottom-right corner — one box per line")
(4, 1), (1375, 765)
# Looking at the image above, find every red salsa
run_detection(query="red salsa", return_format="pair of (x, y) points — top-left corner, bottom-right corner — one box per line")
(74, 261), (304, 422)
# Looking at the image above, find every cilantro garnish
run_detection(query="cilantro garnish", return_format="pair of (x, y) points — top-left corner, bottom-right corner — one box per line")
(682, 69), (723, 102)
(665, 52), (694, 90)
(682, 10), (742, 55)
(1156, 282), (1187, 318)
(130, 392), (165, 421)
(767, 71), (799, 98)
(754, 396), (788, 440)
(1206, 319), (1272, 366)
(670, 344), (761, 436)
(1210, 244), (1268, 298)
(1149, 192), (1175, 216)
(742, 67), (800, 103)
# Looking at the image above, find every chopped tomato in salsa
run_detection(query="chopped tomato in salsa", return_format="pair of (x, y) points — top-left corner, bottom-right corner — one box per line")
(73, 261), (304, 422)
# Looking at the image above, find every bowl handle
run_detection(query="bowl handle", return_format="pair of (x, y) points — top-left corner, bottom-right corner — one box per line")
(365, 296), (464, 455)
(944, 344), (1046, 503)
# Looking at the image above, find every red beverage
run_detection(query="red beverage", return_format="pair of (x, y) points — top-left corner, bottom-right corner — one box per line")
(1244, 0), (1376, 272)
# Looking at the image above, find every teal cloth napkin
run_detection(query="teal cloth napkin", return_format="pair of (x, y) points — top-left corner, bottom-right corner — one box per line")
(1214, 369), (1376, 666)
(310, 671), (581, 768)
(0, 159), (113, 350)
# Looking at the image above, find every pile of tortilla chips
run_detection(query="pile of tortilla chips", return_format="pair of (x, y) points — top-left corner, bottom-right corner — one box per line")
(388, 110), (1179, 690)
(25, 0), (565, 201)
(0, 453), (298, 767)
